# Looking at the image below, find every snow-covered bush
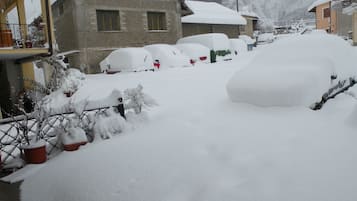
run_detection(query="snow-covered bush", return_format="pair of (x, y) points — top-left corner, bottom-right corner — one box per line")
(93, 108), (127, 140)
(124, 85), (157, 114)
(61, 68), (85, 94)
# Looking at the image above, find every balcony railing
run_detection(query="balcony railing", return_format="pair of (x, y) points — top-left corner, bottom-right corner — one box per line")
(0, 23), (47, 49)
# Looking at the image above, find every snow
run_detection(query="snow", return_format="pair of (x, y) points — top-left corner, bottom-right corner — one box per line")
(239, 35), (255, 45)
(60, 127), (88, 145)
(1, 164), (45, 184)
(257, 33), (275, 43)
(144, 44), (192, 68)
(308, 0), (331, 12)
(177, 33), (231, 51)
(175, 43), (211, 64)
(238, 6), (259, 18)
(20, 36), (357, 201)
(182, 0), (247, 25)
(227, 34), (357, 107)
(230, 39), (248, 55)
(99, 48), (154, 73)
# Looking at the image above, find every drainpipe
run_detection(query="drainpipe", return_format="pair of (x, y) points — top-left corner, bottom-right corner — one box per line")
(329, 1), (332, 33)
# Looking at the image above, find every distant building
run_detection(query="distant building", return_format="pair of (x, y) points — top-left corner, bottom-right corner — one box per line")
(238, 7), (259, 37)
(308, 0), (337, 33)
(181, 0), (246, 38)
(52, 0), (187, 73)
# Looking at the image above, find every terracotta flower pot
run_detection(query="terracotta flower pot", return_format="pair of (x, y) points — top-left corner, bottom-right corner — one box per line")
(23, 145), (47, 164)
(63, 141), (87, 151)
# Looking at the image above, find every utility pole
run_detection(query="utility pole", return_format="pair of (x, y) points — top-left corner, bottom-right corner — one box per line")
(236, 0), (239, 12)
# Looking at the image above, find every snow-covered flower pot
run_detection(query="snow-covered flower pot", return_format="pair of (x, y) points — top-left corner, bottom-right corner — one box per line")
(61, 127), (88, 152)
(21, 140), (47, 164)
(61, 68), (85, 98)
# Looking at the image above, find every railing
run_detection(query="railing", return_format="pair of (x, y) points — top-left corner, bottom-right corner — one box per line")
(0, 23), (47, 48)
(0, 105), (120, 174)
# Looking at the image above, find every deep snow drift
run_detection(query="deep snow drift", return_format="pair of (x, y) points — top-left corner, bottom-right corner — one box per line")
(20, 40), (357, 201)
(227, 34), (357, 107)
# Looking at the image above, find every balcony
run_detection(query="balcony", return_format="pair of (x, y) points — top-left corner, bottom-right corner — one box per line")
(0, 23), (50, 60)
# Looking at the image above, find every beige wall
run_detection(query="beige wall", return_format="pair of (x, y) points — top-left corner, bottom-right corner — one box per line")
(239, 16), (257, 37)
(182, 23), (239, 38)
(315, 2), (337, 33)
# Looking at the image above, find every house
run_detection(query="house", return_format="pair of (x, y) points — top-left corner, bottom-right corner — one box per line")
(181, 0), (246, 38)
(308, 0), (337, 33)
(238, 7), (259, 37)
(52, 0), (187, 73)
(0, 0), (54, 118)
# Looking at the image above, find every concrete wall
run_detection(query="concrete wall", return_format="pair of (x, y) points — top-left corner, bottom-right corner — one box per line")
(335, 6), (352, 37)
(53, 0), (183, 73)
(315, 2), (337, 33)
(182, 23), (239, 38)
(240, 17), (257, 37)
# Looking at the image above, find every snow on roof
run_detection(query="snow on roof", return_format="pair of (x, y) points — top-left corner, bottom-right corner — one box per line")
(308, 0), (331, 12)
(182, 0), (247, 25)
(343, 3), (357, 15)
(238, 6), (259, 18)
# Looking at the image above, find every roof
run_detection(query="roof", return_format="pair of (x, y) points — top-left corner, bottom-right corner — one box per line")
(181, 0), (247, 25)
(308, 0), (331, 12)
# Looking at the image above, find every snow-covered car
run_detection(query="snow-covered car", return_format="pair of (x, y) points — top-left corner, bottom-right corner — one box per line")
(238, 35), (256, 51)
(177, 33), (232, 63)
(229, 39), (248, 55)
(257, 33), (275, 44)
(227, 34), (357, 108)
(175, 43), (210, 65)
(144, 44), (192, 68)
(100, 48), (155, 73)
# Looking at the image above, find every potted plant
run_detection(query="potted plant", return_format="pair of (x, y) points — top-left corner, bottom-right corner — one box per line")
(16, 115), (47, 164)
(61, 69), (85, 98)
(59, 117), (88, 151)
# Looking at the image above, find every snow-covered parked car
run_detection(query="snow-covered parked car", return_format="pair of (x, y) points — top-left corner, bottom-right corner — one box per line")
(238, 35), (256, 51)
(144, 44), (192, 68)
(175, 43), (210, 65)
(177, 33), (232, 63)
(229, 39), (248, 55)
(257, 33), (275, 44)
(100, 48), (155, 73)
(227, 34), (357, 108)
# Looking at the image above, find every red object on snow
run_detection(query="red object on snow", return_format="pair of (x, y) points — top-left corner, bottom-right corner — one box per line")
(154, 60), (160, 69)
(199, 56), (207, 61)
(23, 145), (47, 164)
(63, 142), (87, 151)
(190, 59), (196, 65)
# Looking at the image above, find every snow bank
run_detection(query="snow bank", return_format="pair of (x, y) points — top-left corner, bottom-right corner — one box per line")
(257, 33), (275, 43)
(144, 44), (192, 68)
(175, 43), (211, 64)
(239, 35), (255, 45)
(227, 34), (357, 107)
(230, 39), (247, 55)
(182, 0), (246, 25)
(99, 48), (154, 73)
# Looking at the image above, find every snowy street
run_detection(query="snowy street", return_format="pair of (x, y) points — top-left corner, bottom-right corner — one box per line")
(20, 42), (357, 201)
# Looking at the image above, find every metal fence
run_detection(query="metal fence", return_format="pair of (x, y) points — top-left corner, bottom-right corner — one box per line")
(0, 106), (118, 173)
(0, 23), (46, 48)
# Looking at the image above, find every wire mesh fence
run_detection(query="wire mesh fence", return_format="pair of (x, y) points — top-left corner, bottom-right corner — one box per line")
(0, 106), (117, 173)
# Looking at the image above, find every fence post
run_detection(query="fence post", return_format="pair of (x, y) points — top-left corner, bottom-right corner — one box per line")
(117, 97), (126, 119)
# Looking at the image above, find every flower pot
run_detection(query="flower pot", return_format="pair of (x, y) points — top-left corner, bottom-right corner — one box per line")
(23, 145), (47, 164)
(63, 141), (87, 151)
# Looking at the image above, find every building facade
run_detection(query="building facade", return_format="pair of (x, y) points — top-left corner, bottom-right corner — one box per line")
(308, 1), (337, 33)
(52, 0), (184, 73)
(0, 0), (54, 118)
(181, 1), (246, 38)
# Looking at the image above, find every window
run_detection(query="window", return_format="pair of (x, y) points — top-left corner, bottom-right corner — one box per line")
(96, 10), (120, 31)
(147, 12), (167, 31)
(323, 8), (330, 18)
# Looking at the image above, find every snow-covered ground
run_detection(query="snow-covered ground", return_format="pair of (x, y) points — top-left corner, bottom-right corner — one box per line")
(20, 43), (357, 201)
